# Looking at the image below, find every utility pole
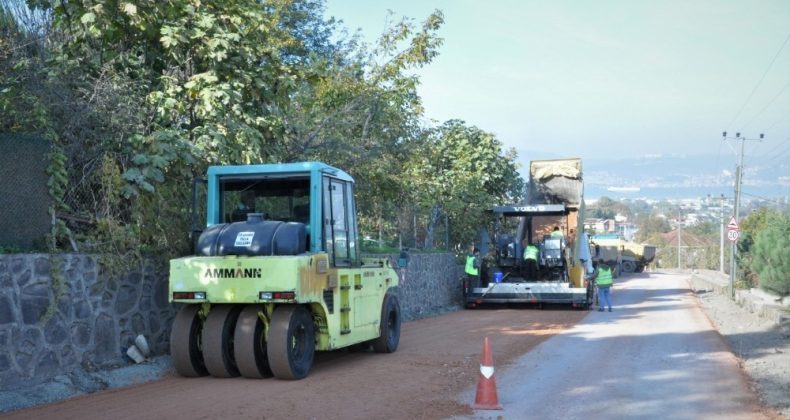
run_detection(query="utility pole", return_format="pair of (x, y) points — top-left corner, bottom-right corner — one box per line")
(722, 131), (763, 298)
(677, 207), (682, 269)
(719, 194), (725, 273)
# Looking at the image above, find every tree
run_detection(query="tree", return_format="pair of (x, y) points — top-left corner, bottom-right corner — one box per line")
(407, 120), (524, 250)
(589, 196), (632, 220)
(688, 220), (718, 237)
(750, 211), (790, 296)
(1, 0), (448, 256)
(635, 214), (670, 243)
(272, 10), (445, 244)
(737, 207), (773, 287)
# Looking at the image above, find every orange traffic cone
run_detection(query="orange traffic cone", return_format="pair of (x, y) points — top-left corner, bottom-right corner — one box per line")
(472, 336), (502, 410)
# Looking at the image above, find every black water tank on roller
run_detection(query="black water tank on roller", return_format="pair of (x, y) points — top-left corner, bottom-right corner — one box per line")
(197, 213), (307, 256)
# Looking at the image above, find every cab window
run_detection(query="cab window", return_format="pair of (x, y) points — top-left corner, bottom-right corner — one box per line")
(323, 177), (358, 266)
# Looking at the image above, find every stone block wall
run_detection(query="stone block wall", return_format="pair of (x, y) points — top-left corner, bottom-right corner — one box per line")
(0, 254), (175, 390)
(0, 252), (462, 390)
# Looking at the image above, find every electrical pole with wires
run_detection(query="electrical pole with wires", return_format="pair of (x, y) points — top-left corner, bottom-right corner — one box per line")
(677, 207), (682, 269)
(722, 131), (764, 298)
(719, 194), (725, 273)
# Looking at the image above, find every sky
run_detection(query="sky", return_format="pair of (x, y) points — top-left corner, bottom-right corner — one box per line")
(323, 0), (790, 169)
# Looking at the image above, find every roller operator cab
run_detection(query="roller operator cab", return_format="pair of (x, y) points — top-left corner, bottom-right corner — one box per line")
(169, 162), (401, 380)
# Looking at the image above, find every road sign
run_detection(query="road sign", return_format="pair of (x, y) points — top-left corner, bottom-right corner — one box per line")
(727, 216), (739, 231)
(727, 229), (740, 242)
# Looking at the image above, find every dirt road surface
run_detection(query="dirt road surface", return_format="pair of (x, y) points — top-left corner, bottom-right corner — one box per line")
(3, 305), (585, 419)
(5, 271), (776, 420)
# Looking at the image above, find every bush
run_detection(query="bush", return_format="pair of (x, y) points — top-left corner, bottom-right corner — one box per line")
(750, 212), (790, 296)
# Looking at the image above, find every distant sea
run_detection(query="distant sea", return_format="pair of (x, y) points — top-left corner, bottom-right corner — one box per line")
(585, 185), (790, 202)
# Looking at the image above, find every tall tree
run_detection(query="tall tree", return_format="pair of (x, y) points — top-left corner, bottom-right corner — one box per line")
(3, 0), (448, 255)
(274, 10), (444, 242)
(408, 119), (524, 250)
(737, 207), (773, 287)
(750, 211), (790, 296)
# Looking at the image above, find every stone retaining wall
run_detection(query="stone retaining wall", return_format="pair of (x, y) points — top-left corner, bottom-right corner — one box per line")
(0, 253), (462, 390)
(689, 269), (789, 329)
(0, 254), (175, 390)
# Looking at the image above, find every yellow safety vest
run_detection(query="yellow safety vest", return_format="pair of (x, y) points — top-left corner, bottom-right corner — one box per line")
(465, 255), (479, 276)
(596, 267), (613, 287)
(523, 245), (539, 261)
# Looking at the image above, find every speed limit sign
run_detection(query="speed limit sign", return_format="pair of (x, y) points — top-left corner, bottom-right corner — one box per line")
(727, 229), (740, 242)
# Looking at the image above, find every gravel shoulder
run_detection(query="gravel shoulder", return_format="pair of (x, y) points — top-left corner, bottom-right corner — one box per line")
(688, 271), (790, 419)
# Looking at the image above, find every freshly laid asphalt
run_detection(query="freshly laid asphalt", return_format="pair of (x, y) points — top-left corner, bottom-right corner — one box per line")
(458, 271), (770, 420)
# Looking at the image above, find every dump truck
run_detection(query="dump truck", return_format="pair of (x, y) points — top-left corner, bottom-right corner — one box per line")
(589, 234), (623, 278)
(169, 162), (401, 380)
(590, 234), (656, 274)
(621, 242), (656, 273)
(463, 158), (595, 308)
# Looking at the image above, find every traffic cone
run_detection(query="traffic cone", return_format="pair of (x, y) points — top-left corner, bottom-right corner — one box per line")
(472, 336), (502, 410)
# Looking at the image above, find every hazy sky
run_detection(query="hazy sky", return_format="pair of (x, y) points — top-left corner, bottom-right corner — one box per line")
(324, 0), (790, 168)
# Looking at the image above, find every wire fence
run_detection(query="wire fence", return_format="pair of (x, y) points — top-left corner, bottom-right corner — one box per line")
(0, 133), (51, 250)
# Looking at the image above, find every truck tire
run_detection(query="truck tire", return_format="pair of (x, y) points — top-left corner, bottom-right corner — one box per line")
(622, 260), (636, 273)
(373, 293), (401, 353)
(171, 304), (208, 377)
(202, 305), (242, 378)
(585, 280), (598, 310)
(267, 305), (315, 380)
(234, 305), (274, 378)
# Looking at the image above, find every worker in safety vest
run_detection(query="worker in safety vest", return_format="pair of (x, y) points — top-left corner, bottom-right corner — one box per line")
(465, 247), (480, 279)
(523, 242), (539, 279)
(550, 226), (564, 238)
(462, 247), (481, 297)
(591, 261), (614, 312)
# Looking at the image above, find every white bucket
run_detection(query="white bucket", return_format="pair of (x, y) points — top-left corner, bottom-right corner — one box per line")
(134, 334), (151, 357)
(126, 345), (146, 363)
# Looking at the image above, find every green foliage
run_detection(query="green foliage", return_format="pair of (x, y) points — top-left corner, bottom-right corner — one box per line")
(39, 254), (65, 324)
(740, 207), (772, 237)
(589, 197), (631, 220)
(2, 1), (522, 259)
(737, 208), (774, 287)
(45, 144), (74, 250)
(688, 220), (718, 237)
(750, 211), (790, 296)
(269, 9), (446, 245)
(407, 119), (524, 250)
(635, 215), (671, 243)
(360, 239), (401, 254)
(0, 245), (23, 254)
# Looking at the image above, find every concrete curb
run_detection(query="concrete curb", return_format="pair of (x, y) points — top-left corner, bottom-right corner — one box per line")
(688, 270), (789, 331)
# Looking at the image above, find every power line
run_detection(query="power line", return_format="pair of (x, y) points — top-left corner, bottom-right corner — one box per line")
(741, 191), (790, 207)
(745, 137), (789, 165)
(753, 137), (790, 159)
(741, 79), (790, 130)
(765, 112), (790, 132)
(762, 141), (790, 166)
(754, 125), (790, 158)
(725, 31), (790, 130)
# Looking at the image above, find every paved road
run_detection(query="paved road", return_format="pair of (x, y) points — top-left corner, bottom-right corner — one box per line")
(459, 271), (770, 420)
